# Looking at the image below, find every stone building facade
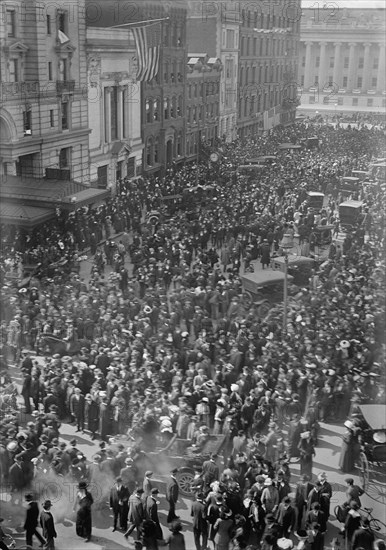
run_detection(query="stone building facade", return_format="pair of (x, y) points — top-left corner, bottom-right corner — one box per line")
(298, 7), (386, 114)
(86, 27), (143, 191)
(0, 0), (90, 182)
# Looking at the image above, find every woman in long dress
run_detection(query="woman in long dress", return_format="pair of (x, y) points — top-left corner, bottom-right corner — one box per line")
(339, 421), (359, 473)
(213, 509), (234, 550)
(74, 481), (93, 542)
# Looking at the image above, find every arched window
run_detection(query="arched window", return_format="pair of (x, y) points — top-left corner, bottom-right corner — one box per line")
(153, 98), (159, 121)
(146, 98), (152, 123)
(176, 133), (182, 156)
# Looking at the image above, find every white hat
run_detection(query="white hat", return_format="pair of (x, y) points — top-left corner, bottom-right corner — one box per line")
(264, 477), (273, 486)
(230, 384), (239, 392)
(277, 538), (294, 550)
(300, 431), (311, 439)
(344, 420), (354, 429)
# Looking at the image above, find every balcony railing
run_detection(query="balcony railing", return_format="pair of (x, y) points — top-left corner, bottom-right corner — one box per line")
(0, 81), (40, 101)
(56, 80), (75, 94)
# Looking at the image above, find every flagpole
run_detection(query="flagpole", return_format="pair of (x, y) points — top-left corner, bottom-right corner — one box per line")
(109, 17), (170, 29)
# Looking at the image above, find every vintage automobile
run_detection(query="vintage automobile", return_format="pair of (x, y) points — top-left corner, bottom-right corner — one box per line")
(271, 255), (316, 286)
(241, 268), (295, 315)
(340, 176), (360, 196)
(339, 200), (364, 230)
(355, 404), (386, 505)
(307, 191), (325, 210)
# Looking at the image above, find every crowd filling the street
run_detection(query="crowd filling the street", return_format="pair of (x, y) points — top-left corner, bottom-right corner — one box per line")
(0, 120), (385, 550)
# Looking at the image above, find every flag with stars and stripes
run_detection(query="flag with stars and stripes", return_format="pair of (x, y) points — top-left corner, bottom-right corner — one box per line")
(132, 22), (161, 82)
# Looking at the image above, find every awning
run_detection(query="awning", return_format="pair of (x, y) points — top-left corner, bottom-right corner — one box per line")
(0, 203), (54, 228)
(59, 187), (110, 209)
(0, 175), (89, 205)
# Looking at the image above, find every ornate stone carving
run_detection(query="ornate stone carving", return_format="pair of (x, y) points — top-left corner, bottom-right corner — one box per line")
(87, 55), (101, 88)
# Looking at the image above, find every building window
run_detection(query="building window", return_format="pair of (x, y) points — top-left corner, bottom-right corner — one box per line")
(358, 57), (364, 69)
(97, 165), (108, 188)
(6, 10), (16, 37)
(226, 29), (234, 49)
(357, 77), (362, 88)
(343, 76), (348, 87)
(61, 100), (69, 130)
(50, 109), (55, 127)
(164, 62), (169, 83)
(177, 96), (183, 117)
(164, 98), (169, 120)
(171, 97), (176, 118)
(315, 56), (320, 68)
(110, 87), (118, 140)
(367, 98), (373, 106)
(59, 58), (68, 81)
(352, 98), (358, 106)
(23, 109), (32, 136)
(58, 11), (67, 33)
(146, 99), (152, 123)
(154, 138), (159, 164)
(372, 77), (377, 88)
(122, 88), (127, 138)
(48, 62), (53, 81)
(382, 99), (386, 107)
(9, 59), (19, 82)
(301, 56), (305, 67)
(153, 98), (159, 121)
(146, 139), (153, 165)
(300, 75), (304, 86)
(47, 14), (51, 34)
(344, 57), (349, 68)
(309, 96), (315, 104)
(329, 57), (334, 68)
(59, 147), (70, 168)
(373, 58), (379, 69)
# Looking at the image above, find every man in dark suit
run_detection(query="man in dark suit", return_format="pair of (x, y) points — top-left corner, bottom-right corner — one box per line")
(70, 388), (85, 432)
(40, 500), (57, 550)
(202, 453), (219, 492)
(166, 468), (179, 523)
(351, 519), (375, 550)
(24, 493), (45, 548)
(9, 454), (26, 502)
(191, 492), (208, 550)
(145, 488), (163, 540)
(124, 487), (145, 541)
(109, 477), (129, 532)
(275, 496), (296, 538)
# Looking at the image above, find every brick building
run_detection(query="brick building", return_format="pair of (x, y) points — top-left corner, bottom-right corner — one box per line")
(185, 54), (221, 162)
(298, 6), (386, 115)
(238, 0), (301, 137)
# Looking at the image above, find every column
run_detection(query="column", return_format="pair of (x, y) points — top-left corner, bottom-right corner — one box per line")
(104, 86), (112, 143)
(318, 42), (327, 89)
(347, 42), (357, 91)
(333, 42), (342, 88)
(304, 41), (313, 88)
(362, 43), (372, 92)
(377, 43), (385, 92)
(117, 85), (124, 139)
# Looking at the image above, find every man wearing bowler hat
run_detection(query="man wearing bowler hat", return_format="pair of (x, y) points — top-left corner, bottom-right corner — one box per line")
(24, 493), (45, 548)
(123, 487), (145, 542)
(166, 468), (180, 523)
(146, 488), (163, 540)
(40, 500), (57, 550)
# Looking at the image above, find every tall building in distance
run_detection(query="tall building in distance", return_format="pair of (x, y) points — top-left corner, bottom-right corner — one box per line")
(186, 1), (240, 142)
(298, 6), (386, 114)
(0, 0), (90, 182)
(238, 0), (301, 137)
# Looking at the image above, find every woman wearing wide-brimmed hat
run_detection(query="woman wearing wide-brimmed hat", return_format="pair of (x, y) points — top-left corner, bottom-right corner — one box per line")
(74, 481), (93, 542)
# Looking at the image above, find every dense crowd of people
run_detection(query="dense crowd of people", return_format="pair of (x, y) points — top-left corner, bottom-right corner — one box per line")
(0, 121), (385, 550)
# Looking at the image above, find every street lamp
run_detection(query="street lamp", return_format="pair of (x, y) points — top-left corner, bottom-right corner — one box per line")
(281, 233), (294, 335)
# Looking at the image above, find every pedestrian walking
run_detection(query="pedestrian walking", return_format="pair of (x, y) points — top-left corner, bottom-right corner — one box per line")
(166, 468), (179, 523)
(39, 500), (57, 550)
(110, 476), (129, 532)
(73, 481), (93, 542)
(124, 487), (145, 542)
(24, 493), (46, 548)
(191, 492), (208, 550)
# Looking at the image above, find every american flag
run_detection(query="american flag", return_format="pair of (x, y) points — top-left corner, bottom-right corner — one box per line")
(132, 22), (161, 82)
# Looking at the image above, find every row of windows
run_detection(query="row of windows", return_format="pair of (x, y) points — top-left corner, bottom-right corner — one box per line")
(241, 10), (293, 30)
(21, 102), (69, 136)
(308, 75), (379, 89)
(304, 56), (380, 70)
(239, 64), (289, 87)
(145, 135), (183, 166)
(187, 81), (220, 99)
(163, 22), (184, 48)
(186, 103), (219, 124)
(145, 97), (184, 123)
(238, 91), (280, 118)
(240, 36), (297, 58)
(6, 8), (68, 37)
(308, 96), (386, 107)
